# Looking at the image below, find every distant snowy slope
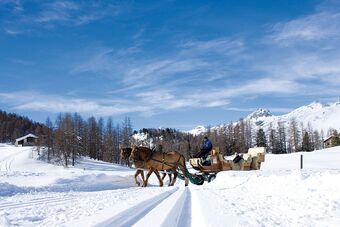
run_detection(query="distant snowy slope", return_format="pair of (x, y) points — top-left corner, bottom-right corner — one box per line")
(187, 125), (207, 135)
(246, 101), (340, 132)
(189, 101), (340, 134)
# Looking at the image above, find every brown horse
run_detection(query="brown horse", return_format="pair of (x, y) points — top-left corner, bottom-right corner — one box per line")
(120, 147), (173, 187)
(130, 146), (189, 187)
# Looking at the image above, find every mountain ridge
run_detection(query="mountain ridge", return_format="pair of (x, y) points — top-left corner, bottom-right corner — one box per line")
(188, 101), (340, 135)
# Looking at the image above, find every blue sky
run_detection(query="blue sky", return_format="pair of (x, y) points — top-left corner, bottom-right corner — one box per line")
(1, 0), (340, 130)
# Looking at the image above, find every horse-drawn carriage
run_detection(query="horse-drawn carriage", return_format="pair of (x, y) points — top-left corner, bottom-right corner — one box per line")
(182, 147), (266, 185)
(121, 146), (266, 186)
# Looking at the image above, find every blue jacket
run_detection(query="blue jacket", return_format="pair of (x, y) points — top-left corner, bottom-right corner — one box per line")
(202, 139), (212, 152)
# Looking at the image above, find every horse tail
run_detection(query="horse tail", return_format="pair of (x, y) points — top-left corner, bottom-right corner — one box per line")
(178, 154), (205, 186)
(179, 154), (189, 186)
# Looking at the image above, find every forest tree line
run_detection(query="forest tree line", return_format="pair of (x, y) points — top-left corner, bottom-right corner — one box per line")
(141, 118), (339, 157)
(1, 109), (340, 167)
(0, 110), (47, 143)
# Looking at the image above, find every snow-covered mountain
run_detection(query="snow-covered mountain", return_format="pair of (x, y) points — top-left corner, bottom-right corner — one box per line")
(187, 125), (207, 136)
(189, 101), (340, 134)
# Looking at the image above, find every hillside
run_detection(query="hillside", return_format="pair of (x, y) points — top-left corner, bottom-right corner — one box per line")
(0, 110), (48, 143)
(1, 144), (340, 226)
(189, 101), (340, 135)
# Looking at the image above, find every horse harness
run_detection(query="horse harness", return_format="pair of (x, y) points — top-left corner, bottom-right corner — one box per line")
(149, 152), (183, 171)
(131, 147), (184, 171)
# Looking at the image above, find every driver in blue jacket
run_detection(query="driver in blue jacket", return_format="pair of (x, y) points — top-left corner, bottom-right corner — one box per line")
(196, 136), (213, 164)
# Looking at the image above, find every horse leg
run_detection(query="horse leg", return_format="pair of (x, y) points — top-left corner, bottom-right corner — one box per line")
(134, 170), (142, 186)
(154, 170), (164, 187)
(168, 173), (172, 186)
(140, 170), (145, 186)
(181, 166), (189, 187)
(170, 170), (177, 186)
(143, 169), (153, 187)
(161, 172), (166, 181)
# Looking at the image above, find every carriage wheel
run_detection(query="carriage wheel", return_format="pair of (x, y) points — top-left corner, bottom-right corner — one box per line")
(207, 173), (217, 183)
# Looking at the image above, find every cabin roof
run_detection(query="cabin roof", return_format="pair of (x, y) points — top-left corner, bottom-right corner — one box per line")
(15, 133), (39, 142)
(324, 135), (339, 143)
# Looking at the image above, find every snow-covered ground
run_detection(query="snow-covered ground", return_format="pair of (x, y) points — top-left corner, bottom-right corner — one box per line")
(1, 144), (340, 227)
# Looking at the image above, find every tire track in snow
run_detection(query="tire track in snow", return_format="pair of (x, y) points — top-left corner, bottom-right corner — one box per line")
(0, 188), (145, 216)
(0, 148), (30, 172)
(176, 187), (192, 227)
(134, 187), (192, 227)
(95, 187), (180, 227)
(0, 150), (21, 172)
(5, 156), (15, 172)
(0, 196), (76, 209)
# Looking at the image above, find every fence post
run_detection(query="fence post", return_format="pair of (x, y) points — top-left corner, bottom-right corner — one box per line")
(300, 154), (303, 169)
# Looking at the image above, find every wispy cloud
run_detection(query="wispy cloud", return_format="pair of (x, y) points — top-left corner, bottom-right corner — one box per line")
(1, 0), (121, 34)
(71, 30), (340, 116)
(36, 1), (120, 25)
(179, 38), (245, 56)
(0, 0), (23, 14)
(3, 28), (23, 35)
(268, 10), (340, 44)
(35, 1), (79, 23)
(257, 1), (340, 99)
(188, 78), (302, 103)
(11, 59), (35, 66)
(255, 52), (340, 81)
(0, 91), (148, 116)
(72, 37), (245, 90)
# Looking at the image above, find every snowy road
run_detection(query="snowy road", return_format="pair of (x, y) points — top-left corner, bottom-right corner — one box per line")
(1, 144), (340, 226)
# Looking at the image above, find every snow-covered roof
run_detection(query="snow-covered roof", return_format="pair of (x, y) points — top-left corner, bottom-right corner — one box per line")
(324, 135), (339, 142)
(15, 133), (39, 142)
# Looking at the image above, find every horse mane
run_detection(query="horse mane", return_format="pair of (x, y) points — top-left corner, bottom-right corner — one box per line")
(133, 146), (153, 161)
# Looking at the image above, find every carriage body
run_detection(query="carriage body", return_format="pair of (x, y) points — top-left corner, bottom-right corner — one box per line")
(188, 147), (266, 183)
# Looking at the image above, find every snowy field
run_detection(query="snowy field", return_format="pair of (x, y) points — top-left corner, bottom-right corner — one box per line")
(1, 144), (340, 227)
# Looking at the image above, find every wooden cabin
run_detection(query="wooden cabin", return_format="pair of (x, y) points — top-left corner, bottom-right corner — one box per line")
(15, 133), (39, 146)
(324, 135), (340, 148)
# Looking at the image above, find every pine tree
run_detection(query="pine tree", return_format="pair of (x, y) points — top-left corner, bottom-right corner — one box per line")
(289, 118), (300, 152)
(87, 116), (98, 159)
(302, 131), (313, 151)
(256, 128), (267, 147)
(268, 125), (279, 154)
(122, 117), (132, 148)
(277, 122), (287, 154)
(45, 117), (53, 162)
(313, 130), (322, 150)
(97, 117), (104, 160)
(103, 117), (115, 163)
